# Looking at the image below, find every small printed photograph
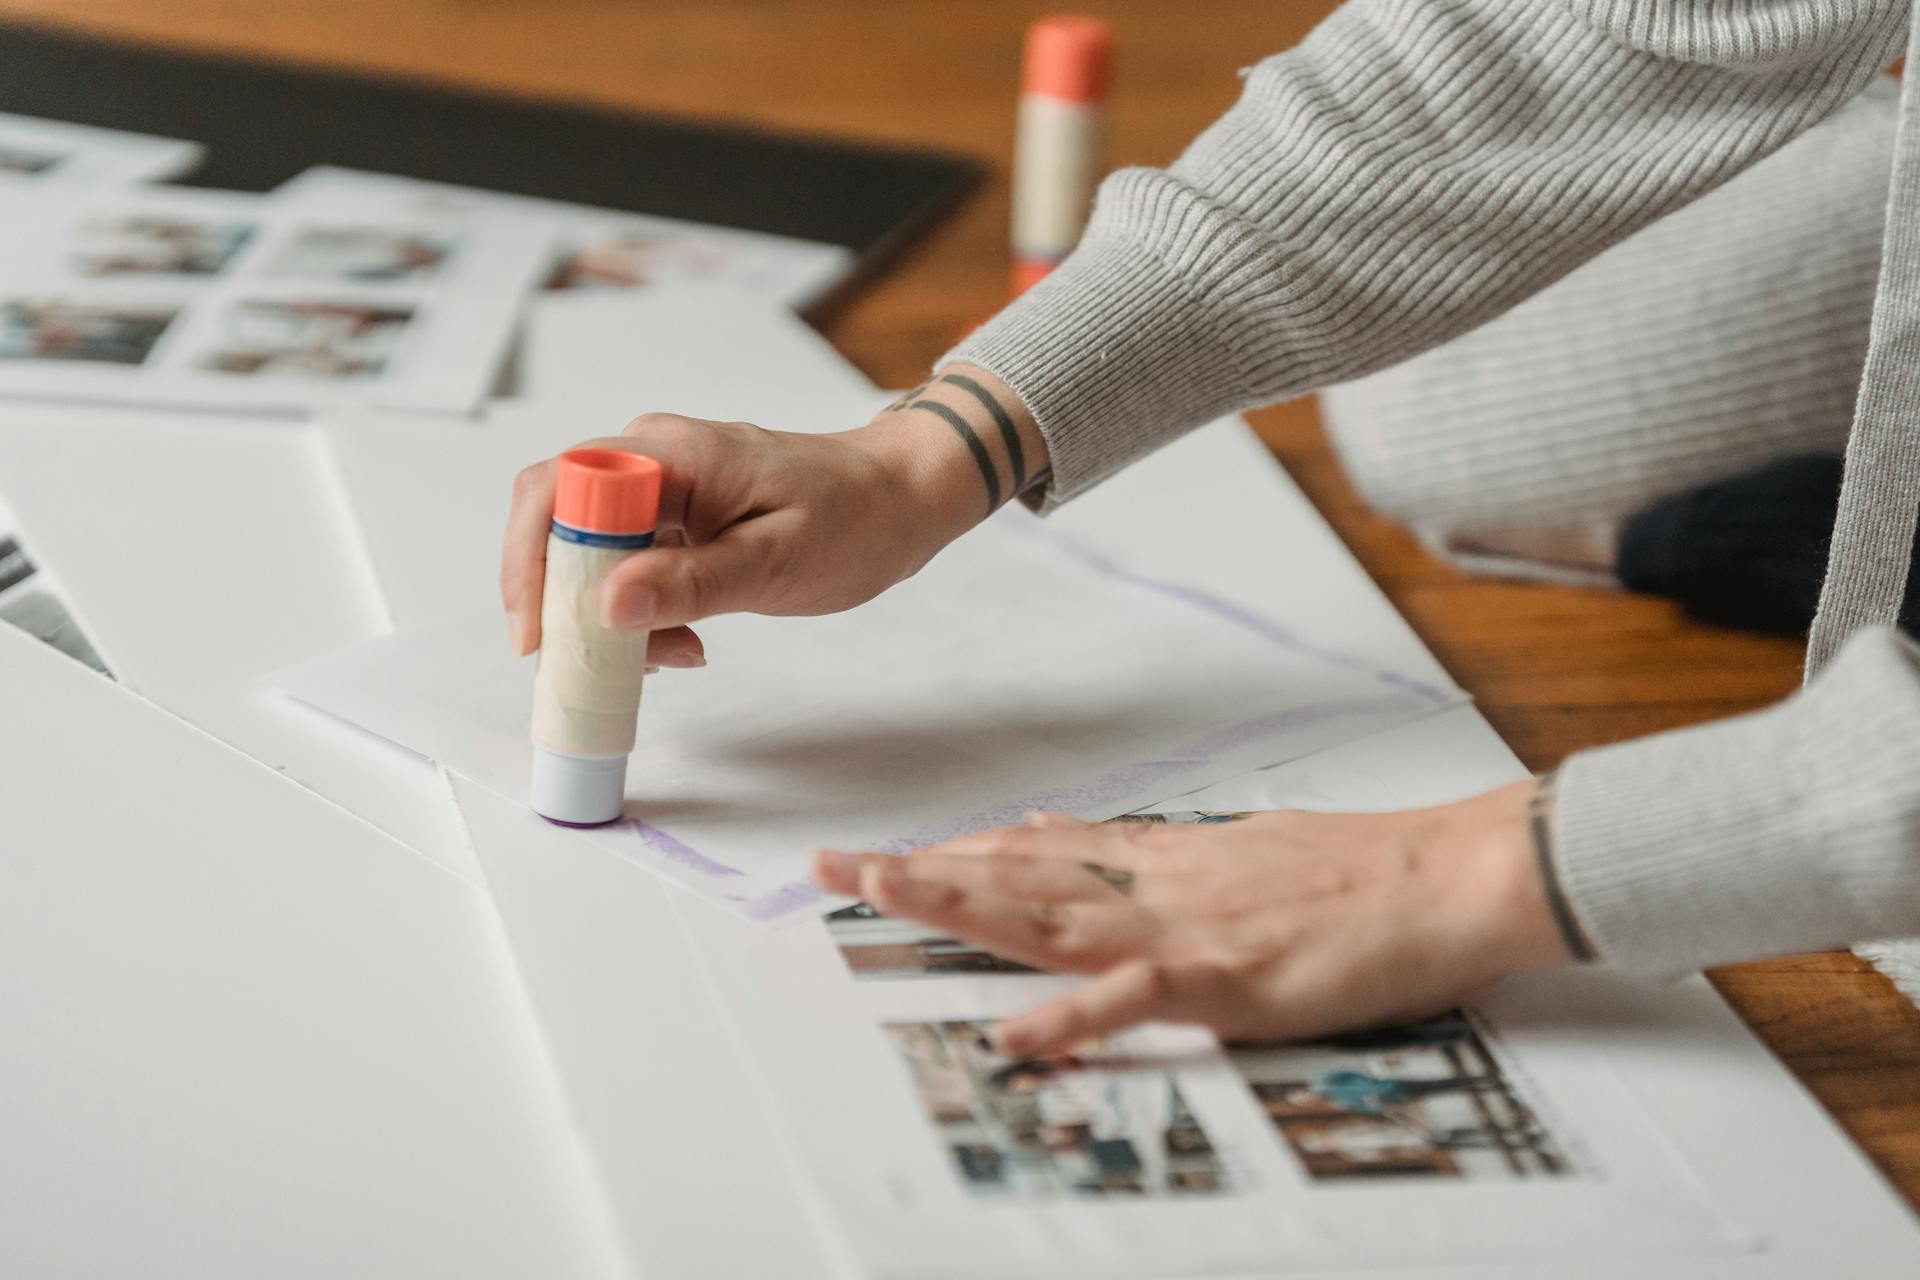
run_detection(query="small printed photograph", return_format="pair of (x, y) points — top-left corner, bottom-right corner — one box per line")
(69, 214), (256, 277)
(827, 812), (1252, 981)
(827, 902), (1038, 980)
(0, 298), (178, 365)
(195, 300), (412, 380)
(265, 225), (460, 283)
(0, 144), (61, 176)
(1230, 1010), (1571, 1183)
(886, 1019), (1231, 1200)
(547, 231), (739, 290)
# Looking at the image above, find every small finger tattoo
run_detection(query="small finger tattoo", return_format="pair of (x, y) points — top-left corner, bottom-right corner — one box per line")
(1080, 862), (1135, 895)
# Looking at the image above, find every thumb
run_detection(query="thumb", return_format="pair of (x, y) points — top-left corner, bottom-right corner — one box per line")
(596, 524), (782, 630)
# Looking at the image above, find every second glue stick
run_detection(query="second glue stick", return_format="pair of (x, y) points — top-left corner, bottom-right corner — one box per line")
(530, 448), (663, 827)
(1011, 14), (1113, 295)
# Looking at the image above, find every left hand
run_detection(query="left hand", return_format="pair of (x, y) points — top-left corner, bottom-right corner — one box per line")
(810, 779), (1577, 1055)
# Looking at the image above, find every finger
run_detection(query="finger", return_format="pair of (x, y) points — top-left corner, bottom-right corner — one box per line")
(924, 822), (1161, 869)
(501, 458), (558, 655)
(598, 521), (787, 631)
(996, 959), (1230, 1057)
(617, 413), (704, 530)
(858, 856), (1143, 972)
(899, 850), (1131, 903)
(812, 849), (1118, 906)
(809, 848), (867, 898)
(644, 626), (707, 669)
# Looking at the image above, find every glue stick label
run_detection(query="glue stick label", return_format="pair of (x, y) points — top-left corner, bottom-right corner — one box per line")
(531, 532), (651, 758)
(1013, 95), (1104, 259)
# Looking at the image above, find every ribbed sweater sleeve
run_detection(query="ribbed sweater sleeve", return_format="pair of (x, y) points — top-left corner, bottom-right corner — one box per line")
(947, 0), (1909, 507)
(1553, 626), (1920, 974)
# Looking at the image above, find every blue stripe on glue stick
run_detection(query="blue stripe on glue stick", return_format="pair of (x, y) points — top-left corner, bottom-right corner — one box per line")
(550, 519), (656, 551)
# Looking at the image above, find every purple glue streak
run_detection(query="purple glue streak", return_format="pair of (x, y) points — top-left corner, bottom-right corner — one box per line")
(997, 516), (1455, 705)
(745, 880), (826, 921)
(627, 819), (747, 878)
(1174, 693), (1430, 759)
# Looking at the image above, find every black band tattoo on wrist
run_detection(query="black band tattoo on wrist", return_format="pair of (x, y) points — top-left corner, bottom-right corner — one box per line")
(938, 373), (1026, 492)
(911, 399), (1001, 513)
(884, 380), (930, 414)
(1528, 771), (1596, 963)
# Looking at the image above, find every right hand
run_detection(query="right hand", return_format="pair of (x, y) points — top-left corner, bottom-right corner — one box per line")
(500, 398), (1010, 663)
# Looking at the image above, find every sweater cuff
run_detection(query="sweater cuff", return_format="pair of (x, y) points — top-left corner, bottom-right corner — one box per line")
(1550, 626), (1920, 977)
(943, 228), (1254, 511)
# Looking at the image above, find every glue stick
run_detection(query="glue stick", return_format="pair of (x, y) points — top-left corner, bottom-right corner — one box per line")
(530, 448), (662, 827)
(1012, 14), (1113, 296)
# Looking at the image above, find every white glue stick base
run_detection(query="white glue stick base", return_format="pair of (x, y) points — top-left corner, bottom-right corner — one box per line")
(529, 746), (629, 827)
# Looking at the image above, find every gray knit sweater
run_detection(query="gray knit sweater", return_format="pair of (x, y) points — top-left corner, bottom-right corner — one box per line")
(949, 0), (1920, 978)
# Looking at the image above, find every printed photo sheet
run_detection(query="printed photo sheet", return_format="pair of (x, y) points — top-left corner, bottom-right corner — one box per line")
(274, 503), (1464, 925)
(0, 500), (112, 679)
(0, 113), (201, 186)
(0, 185), (552, 414)
(680, 846), (1749, 1279)
(277, 165), (856, 311)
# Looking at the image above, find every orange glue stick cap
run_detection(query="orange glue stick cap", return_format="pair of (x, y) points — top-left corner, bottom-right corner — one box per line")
(554, 448), (662, 535)
(1023, 15), (1114, 104)
(1011, 255), (1057, 296)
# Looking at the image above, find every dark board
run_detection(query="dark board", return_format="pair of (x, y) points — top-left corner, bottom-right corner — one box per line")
(0, 20), (982, 270)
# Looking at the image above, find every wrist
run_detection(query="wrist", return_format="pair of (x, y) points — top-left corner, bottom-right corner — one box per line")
(1450, 778), (1587, 979)
(846, 363), (1051, 532)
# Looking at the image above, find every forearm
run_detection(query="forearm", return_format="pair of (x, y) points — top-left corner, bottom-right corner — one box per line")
(951, 0), (1906, 507)
(1551, 625), (1920, 976)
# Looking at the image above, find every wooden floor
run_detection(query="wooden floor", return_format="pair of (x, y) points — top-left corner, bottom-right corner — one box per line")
(12, 0), (1917, 1213)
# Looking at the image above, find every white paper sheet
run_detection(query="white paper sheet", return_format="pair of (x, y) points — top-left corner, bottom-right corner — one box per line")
(688, 902), (1750, 1277)
(449, 704), (1920, 1280)
(0, 185), (552, 414)
(277, 502), (1461, 922)
(295, 294), (1920, 1274)
(515, 289), (891, 414)
(278, 165), (856, 311)
(0, 623), (627, 1280)
(0, 112), (201, 185)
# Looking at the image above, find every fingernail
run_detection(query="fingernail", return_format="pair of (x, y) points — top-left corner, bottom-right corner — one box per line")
(507, 616), (528, 656)
(603, 586), (656, 629)
(660, 651), (706, 669)
(644, 665), (660, 675)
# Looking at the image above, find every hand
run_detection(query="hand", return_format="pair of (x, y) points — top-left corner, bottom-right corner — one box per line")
(500, 364), (1047, 661)
(810, 780), (1577, 1054)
